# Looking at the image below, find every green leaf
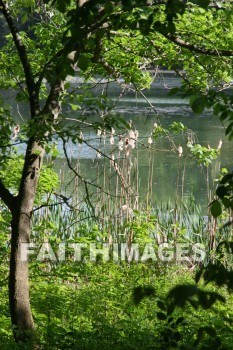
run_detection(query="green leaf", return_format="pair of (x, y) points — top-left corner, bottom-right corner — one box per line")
(221, 197), (231, 208)
(216, 185), (228, 198)
(157, 300), (166, 311)
(157, 312), (167, 321)
(189, 95), (207, 114)
(78, 55), (89, 71)
(210, 200), (222, 218)
(225, 122), (233, 136)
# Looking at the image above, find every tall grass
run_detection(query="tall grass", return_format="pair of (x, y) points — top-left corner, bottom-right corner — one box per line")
(32, 124), (232, 264)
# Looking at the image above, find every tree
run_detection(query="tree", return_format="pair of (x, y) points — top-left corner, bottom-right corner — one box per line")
(0, 0), (232, 345)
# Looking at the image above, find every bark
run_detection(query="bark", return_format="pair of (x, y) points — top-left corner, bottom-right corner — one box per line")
(8, 139), (44, 343)
(161, 32), (233, 57)
(0, 2), (63, 344)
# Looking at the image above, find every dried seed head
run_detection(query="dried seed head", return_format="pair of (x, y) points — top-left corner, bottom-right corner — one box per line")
(118, 139), (124, 151)
(178, 146), (183, 157)
(148, 136), (153, 145)
(217, 139), (222, 150)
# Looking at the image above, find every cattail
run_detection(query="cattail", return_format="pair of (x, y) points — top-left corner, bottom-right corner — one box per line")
(128, 139), (135, 149)
(110, 154), (115, 166)
(186, 137), (192, 147)
(118, 139), (124, 151)
(129, 130), (135, 139)
(125, 149), (130, 157)
(110, 135), (114, 145)
(217, 139), (222, 150)
(148, 136), (153, 145)
(178, 146), (183, 157)
(121, 204), (133, 216)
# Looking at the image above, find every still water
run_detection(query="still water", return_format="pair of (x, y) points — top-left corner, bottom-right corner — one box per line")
(3, 74), (233, 208)
(55, 74), (232, 209)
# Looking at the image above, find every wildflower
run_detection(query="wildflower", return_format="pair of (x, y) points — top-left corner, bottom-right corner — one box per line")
(154, 123), (158, 129)
(134, 130), (139, 139)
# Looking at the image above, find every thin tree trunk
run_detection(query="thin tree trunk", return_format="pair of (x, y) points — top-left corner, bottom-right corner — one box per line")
(9, 216), (35, 342)
(8, 139), (44, 343)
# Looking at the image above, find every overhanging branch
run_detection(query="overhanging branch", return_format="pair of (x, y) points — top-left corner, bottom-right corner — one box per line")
(0, 179), (15, 213)
(162, 33), (233, 57)
(0, 1), (39, 117)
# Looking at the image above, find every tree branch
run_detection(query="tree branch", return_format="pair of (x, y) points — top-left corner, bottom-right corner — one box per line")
(0, 1), (39, 117)
(0, 179), (15, 213)
(162, 33), (233, 57)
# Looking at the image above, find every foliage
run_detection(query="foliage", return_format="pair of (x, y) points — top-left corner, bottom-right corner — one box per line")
(0, 0), (233, 347)
(0, 154), (59, 204)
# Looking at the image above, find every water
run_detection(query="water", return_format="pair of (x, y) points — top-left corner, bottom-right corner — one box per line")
(53, 75), (232, 209)
(2, 74), (233, 209)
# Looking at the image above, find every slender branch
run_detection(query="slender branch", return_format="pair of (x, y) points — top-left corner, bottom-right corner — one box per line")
(0, 179), (15, 212)
(62, 138), (95, 215)
(162, 33), (233, 57)
(0, 1), (39, 117)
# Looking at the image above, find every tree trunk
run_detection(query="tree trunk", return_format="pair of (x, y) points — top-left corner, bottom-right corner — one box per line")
(8, 139), (44, 343)
(9, 215), (35, 343)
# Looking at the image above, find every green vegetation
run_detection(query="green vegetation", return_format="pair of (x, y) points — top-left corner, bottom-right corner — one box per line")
(0, 0), (232, 349)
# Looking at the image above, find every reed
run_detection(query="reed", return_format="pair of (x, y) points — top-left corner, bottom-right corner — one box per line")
(31, 124), (232, 265)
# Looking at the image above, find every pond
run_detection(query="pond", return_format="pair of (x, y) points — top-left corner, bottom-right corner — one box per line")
(2, 73), (233, 211)
(52, 73), (232, 211)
